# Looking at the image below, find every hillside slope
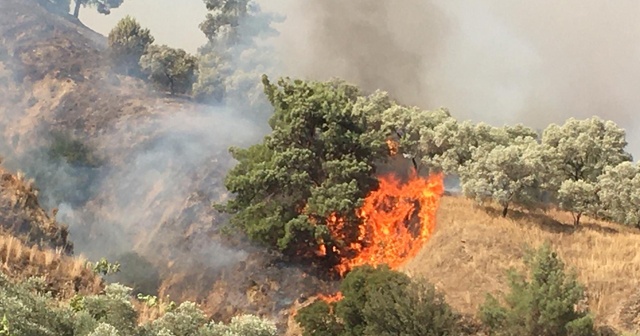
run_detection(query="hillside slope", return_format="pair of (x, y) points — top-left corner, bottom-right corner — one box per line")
(0, 0), (328, 330)
(0, 163), (103, 298)
(405, 196), (640, 333)
(0, 163), (72, 253)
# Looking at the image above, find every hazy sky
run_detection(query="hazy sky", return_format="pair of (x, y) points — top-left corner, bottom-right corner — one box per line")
(82, 1), (640, 158)
(81, 0), (291, 53)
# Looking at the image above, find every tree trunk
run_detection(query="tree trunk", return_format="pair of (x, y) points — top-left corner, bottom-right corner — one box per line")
(73, 0), (82, 18)
(574, 212), (582, 226)
(502, 203), (509, 217)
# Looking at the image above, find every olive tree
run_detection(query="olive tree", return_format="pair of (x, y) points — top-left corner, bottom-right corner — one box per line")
(540, 117), (632, 192)
(539, 117), (632, 222)
(209, 314), (278, 336)
(430, 122), (538, 175)
(597, 162), (640, 227)
(367, 96), (454, 174)
(459, 137), (543, 217)
(557, 180), (599, 225)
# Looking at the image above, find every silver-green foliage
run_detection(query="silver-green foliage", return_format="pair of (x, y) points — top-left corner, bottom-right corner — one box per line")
(88, 323), (120, 336)
(208, 314), (277, 336)
(81, 284), (137, 335)
(536, 117), (633, 224)
(459, 137), (543, 217)
(540, 117), (631, 191)
(148, 302), (207, 336)
(141, 301), (277, 336)
(557, 180), (599, 225)
(0, 273), (278, 336)
(0, 273), (75, 336)
(597, 162), (640, 227)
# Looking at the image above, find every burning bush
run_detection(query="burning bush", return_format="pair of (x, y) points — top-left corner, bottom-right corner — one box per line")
(216, 76), (445, 275)
(217, 76), (390, 268)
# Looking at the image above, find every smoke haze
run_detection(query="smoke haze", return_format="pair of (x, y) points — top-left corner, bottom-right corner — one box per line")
(269, 0), (640, 157)
(0, 0), (277, 269)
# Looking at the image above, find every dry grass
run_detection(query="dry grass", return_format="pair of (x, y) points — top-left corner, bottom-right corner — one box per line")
(0, 229), (103, 299)
(135, 297), (177, 325)
(404, 196), (640, 331)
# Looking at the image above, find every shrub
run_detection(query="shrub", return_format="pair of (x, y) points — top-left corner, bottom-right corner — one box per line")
(296, 265), (459, 336)
(88, 322), (120, 336)
(139, 45), (198, 95)
(147, 301), (207, 336)
(208, 314), (278, 336)
(81, 284), (138, 335)
(479, 242), (595, 336)
(0, 272), (76, 335)
(48, 131), (101, 168)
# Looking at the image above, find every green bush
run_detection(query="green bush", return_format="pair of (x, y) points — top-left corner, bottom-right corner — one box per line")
(146, 302), (207, 336)
(0, 272), (76, 336)
(479, 243), (595, 336)
(0, 271), (278, 336)
(296, 265), (459, 336)
(81, 284), (138, 335)
(48, 131), (102, 168)
(208, 314), (278, 336)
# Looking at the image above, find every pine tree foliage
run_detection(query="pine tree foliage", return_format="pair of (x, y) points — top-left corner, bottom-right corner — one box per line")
(479, 243), (595, 336)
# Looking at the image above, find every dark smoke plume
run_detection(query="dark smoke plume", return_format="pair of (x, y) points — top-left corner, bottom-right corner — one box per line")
(270, 0), (640, 157)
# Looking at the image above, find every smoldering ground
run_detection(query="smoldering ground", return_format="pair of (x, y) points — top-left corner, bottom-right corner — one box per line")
(269, 0), (640, 157)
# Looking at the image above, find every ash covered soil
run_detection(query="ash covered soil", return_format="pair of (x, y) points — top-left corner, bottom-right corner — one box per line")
(0, 0), (334, 330)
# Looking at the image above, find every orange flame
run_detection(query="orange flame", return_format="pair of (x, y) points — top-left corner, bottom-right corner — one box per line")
(386, 139), (399, 156)
(335, 171), (444, 276)
(316, 170), (444, 304)
(317, 292), (344, 304)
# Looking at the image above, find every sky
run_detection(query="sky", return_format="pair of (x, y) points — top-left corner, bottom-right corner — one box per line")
(81, 0), (291, 53)
(81, 1), (640, 158)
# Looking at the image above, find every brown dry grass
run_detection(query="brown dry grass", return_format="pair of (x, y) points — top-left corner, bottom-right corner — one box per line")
(0, 229), (103, 299)
(404, 196), (640, 331)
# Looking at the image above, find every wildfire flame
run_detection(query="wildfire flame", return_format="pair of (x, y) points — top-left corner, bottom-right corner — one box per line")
(317, 292), (344, 304)
(313, 139), (445, 305)
(386, 139), (399, 156)
(327, 171), (444, 276)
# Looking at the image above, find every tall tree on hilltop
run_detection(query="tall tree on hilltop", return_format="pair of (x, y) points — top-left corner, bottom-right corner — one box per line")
(199, 0), (250, 47)
(72, 0), (125, 19)
(193, 0), (282, 114)
(216, 76), (389, 263)
(107, 16), (154, 76)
